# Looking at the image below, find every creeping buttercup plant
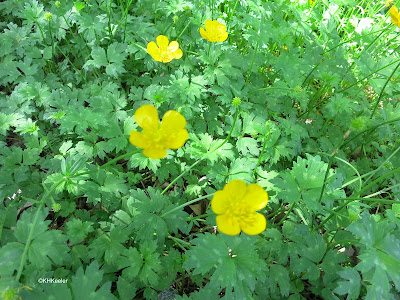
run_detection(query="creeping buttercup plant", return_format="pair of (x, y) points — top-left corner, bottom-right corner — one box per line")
(1, 0), (400, 299)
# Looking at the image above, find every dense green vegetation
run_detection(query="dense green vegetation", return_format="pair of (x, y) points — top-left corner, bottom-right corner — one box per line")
(1, 0), (400, 299)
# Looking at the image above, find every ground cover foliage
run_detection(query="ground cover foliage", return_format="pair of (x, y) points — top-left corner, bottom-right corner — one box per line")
(1, 0), (400, 299)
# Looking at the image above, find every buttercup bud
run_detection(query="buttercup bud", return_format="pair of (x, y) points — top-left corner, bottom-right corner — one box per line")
(55, 1), (61, 7)
(1, 288), (18, 300)
(350, 116), (367, 131)
(232, 97), (241, 107)
(45, 12), (52, 21)
(52, 203), (61, 212)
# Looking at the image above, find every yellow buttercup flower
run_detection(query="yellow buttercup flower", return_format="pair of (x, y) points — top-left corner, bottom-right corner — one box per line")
(147, 35), (183, 63)
(390, 5), (400, 27)
(200, 20), (228, 42)
(129, 105), (188, 159)
(211, 180), (269, 235)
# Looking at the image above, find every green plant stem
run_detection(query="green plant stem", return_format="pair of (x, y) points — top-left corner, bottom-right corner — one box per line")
(335, 197), (398, 204)
(315, 152), (362, 193)
(315, 199), (353, 231)
(161, 108), (239, 195)
(370, 60), (400, 118)
(313, 117), (400, 230)
(38, 131), (56, 155)
(111, 0), (133, 41)
(207, 42), (212, 57)
(168, 235), (190, 250)
(47, 21), (55, 65)
(253, 122), (271, 178)
(337, 58), (400, 94)
(16, 178), (66, 282)
(62, 15), (91, 56)
(249, 87), (296, 94)
(244, 13), (263, 89)
(177, 18), (192, 39)
(363, 143), (400, 184)
(226, 0), (240, 31)
(106, 0), (113, 39)
(78, 149), (141, 177)
(161, 193), (215, 218)
(276, 203), (296, 226)
(187, 213), (215, 220)
(355, 167), (400, 198)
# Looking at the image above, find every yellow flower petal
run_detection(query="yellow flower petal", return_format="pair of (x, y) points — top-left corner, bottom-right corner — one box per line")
(163, 129), (188, 149)
(134, 105), (159, 131)
(173, 48), (183, 60)
(201, 20), (228, 42)
(211, 190), (230, 214)
(160, 110), (186, 131)
(217, 22), (227, 33)
(129, 131), (152, 149)
(143, 145), (167, 159)
(242, 184), (269, 211)
(224, 180), (247, 202)
(200, 27), (208, 40)
(156, 35), (169, 50)
(205, 19), (214, 31)
(240, 213), (266, 235)
(216, 214), (241, 235)
(168, 41), (179, 52)
(218, 31), (228, 42)
(390, 6), (400, 26)
(147, 41), (161, 61)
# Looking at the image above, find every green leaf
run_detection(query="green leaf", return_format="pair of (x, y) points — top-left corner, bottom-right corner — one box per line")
(89, 227), (129, 265)
(66, 218), (94, 244)
(0, 243), (24, 276)
(118, 248), (143, 280)
(129, 188), (189, 245)
(236, 137), (259, 156)
(227, 158), (257, 183)
(349, 212), (400, 298)
(70, 261), (117, 300)
(334, 268), (361, 300)
(138, 241), (162, 286)
(269, 264), (291, 297)
(117, 276), (138, 300)
(73, 2), (86, 10)
(183, 233), (266, 297)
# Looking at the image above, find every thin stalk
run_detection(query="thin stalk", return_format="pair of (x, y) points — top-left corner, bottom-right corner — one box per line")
(313, 117), (400, 229)
(47, 21), (55, 65)
(244, 12), (263, 89)
(253, 122), (271, 178)
(276, 203), (296, 226)
(161, 193), (215, 218)
(38, 131), (56, 155)
(315, 199), (353, 231)
(16, 179), (66, 282)
(226, 0), (240, 31)
(337, 58), (400, 94)
(370, 60), (400, 118)
(161, 108), (240, 195)
(355, 167), (400, 198)
(363, 143), (400, 184)
(77, 149), (141, 178)
(177, 18), (192, 39)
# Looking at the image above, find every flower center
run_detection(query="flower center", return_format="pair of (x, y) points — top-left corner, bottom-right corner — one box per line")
(226, 202), (252, 222)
